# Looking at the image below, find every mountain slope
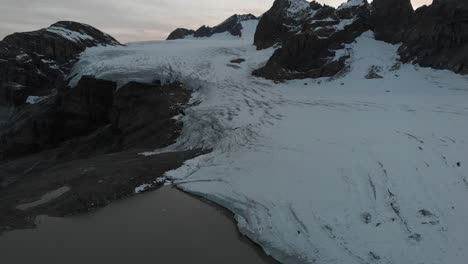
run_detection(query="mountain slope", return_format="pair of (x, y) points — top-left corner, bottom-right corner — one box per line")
(2, 1), (467, 263)
(70, 15), (468, 264)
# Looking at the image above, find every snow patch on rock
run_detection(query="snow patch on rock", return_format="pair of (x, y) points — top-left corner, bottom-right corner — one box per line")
(338, 0), (366, 10)
(26, 95), (51, 104)
(47, 26), (94, 43)
(287, 0), (311, 18)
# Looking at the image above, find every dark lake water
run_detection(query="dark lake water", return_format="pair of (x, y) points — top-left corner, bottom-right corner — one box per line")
(0, 187), (277, 264)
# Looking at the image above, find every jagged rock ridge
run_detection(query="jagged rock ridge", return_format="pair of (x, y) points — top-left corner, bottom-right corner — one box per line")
(166, 14), (258, 40)
(253, 0), (468, 80)
(253, 0), (373, 80)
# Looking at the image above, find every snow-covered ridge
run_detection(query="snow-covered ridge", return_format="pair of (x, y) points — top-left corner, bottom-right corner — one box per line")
(47, 26), (94, 43)
(168, 14), (257, 40)
(216, 14), (257, 27)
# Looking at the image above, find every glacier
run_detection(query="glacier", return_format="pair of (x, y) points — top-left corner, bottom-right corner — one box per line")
(70, 20), (468, 264)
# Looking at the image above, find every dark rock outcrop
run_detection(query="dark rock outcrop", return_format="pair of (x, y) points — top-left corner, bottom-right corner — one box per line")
(253, 32), (349, 80)
(0, 76), (114, 160)
(167, 28), (195, 40)
(0, 76), (190, 161)
(370, 0), (414, 43)
(0, 21), (120, 107)
(230, 58), (246, 64)
(399, 0), (468, 74)
(166, 14), (257, 40)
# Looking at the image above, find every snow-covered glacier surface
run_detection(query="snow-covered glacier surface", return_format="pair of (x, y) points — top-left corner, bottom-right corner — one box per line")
(71, 21), (468, 264)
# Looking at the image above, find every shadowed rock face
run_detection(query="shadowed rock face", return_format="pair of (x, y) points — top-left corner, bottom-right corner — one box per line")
(0, 76), (115, 160)
(399, 0), (468, 74)
(167, 14), (257, 40)
(0, 21), (120, 107)
(370, 0), (414, 43)
(0, 76), (190, 161)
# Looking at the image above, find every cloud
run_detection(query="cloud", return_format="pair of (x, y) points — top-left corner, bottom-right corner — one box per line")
(0, 0), (432, 43)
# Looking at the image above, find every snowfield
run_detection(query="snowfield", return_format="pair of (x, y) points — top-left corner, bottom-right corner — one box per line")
(71, 21), (468, 264)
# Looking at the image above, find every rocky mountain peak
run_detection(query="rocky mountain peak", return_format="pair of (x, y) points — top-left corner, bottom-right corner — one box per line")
(253, 0), (313, 50)
(253, 0), (372, 80)
(0, 21), (120, 107)
(167, 28), (195, 40)
(254, 0), (372, 50)
(47, 21), (120, 47)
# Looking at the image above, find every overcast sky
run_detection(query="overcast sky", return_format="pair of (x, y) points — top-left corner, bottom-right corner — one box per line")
(0, 0), (432, 43)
